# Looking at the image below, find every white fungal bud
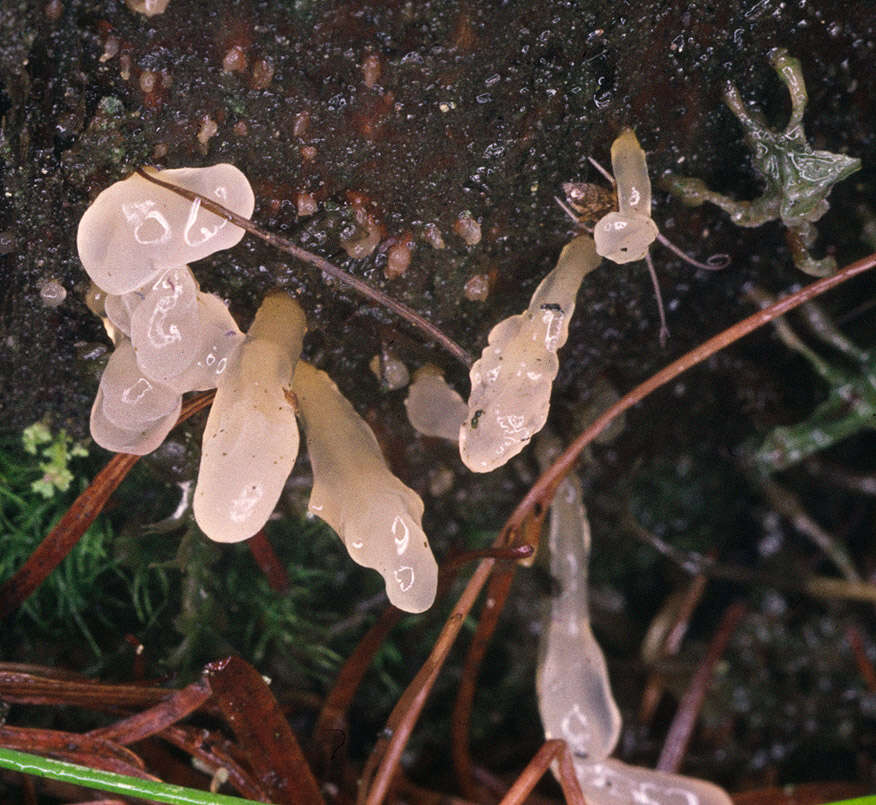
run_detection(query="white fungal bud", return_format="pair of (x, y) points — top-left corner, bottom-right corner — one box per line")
(194, 292), (306, 543)
(90, 389), (180, 455)
(404, 365), (467, 442)
(459, 234), (601, 472)
(77, 164), (255, 295)
(594, 129), (658, 264)
(163, 292), (244, 392)
(293, 361), (439, 613)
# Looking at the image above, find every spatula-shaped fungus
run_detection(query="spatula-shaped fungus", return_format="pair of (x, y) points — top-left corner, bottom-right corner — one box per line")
(90, 389), (181, 455)
(77, 164), (254, 295)
(130, 266), (201, 384)
(98, 339), (182, 429)
(193, 292), (305, 543)
(293, 361), (438, 613)
(404, 364), (467, 441)
(89, 338), (182, 455)
(573, 758), (732, 805)
(536, 444), (621, 762)
(593, 128), (659, 264)
(163, 292), (245, 392)
(459, 234), (601, 472)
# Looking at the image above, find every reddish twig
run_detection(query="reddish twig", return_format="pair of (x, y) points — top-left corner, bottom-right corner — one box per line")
(638, 558), (710, 726)
(314, 605), (401, 777)
(444, 544), (534, 574)
(0, 666), (170, 709)
(657, 600), (748, 772)
(846, 626), (876, 693)
(161, 724), (266, 801)
(206, 655), (324, 805)
(359, 557), (495, 805)
(86, 678), (212, 745)
(135, 168), (473, 368)
(0, 452), (139, 620)
(0, 724), (154, 780)
(452, 563), (517, 801)
(0, 391), (215, 620)
(246, 529), (290, 592)
(497, 740), (585, 805)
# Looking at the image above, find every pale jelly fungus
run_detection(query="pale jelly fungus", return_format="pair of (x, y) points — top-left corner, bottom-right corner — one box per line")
(77, 164), (254, 295)
(536, 463), (621, 762)
(404, 365), (467, 442)
(293, 361), (438, 613)
(593, 129), (659, 264)
(459, 234), (601, 472)
(573, 758), (732, 805)
(130, 266), (201, 384)
(193, 292), (306, 543)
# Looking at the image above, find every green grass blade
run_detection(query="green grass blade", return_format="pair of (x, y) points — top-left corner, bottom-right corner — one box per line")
(0, 747), (272, 804)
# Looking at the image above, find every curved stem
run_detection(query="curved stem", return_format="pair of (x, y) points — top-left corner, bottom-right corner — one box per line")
(656, 231), (730, 270)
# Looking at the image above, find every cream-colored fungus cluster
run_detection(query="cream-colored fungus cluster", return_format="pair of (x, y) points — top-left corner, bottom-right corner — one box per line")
(80, 165), (254, 456)
(593, 128), (659, 264)
(458, 234), (601, 472)
(294, 362), (438, 613)
(536, 445), (731, 804)
(79, 165), (439, 612)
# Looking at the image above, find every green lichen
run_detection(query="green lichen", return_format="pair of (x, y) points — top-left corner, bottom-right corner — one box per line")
(663, 49), (861, 277)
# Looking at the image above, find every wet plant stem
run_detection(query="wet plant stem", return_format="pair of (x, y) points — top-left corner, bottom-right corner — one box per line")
(0, 747), (265, 805)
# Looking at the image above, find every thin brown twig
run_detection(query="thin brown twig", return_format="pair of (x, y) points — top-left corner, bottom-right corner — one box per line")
(656, 600), (748, 772)
(639, 571), (710, 726)
(359, 557), (495, 805)
(134, 168), (473, 368)
(501, 250), (876, 551)
(846, 626), (876, 693)
(314, 605), (402, 777)
(452, 563), (517, 801)
(85, 678), (212, 745)
(497, 740), (585, 805)
(245, 529), (290, 592)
